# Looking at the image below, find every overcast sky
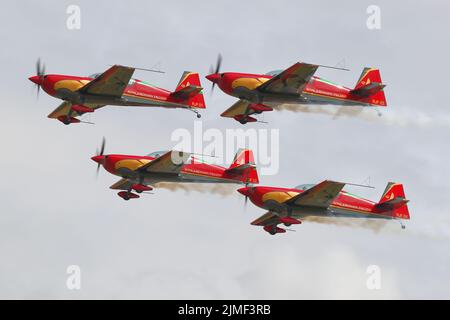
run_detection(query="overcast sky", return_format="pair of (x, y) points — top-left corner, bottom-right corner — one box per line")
(1, 0), (450, 299)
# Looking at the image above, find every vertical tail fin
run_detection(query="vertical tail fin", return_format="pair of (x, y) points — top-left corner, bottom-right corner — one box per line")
(350, 67), (387, 107)
(175, 71), (202, 91)
(170, 71), (206, 109)
(225, 149), (259, 184)
(374, 182), (410, 219)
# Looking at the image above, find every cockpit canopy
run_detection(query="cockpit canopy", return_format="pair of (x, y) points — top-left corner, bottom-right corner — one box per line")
(265, 70), (283, 77)
(88, 73), (136, 85)
(295, 184), (315, 191)
(147, 151), (167, 158)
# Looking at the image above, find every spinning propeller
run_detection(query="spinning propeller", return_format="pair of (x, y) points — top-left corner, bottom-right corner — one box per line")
(242, 169), (251, 210)
(208, 54), (222, 93)
(33, 58), (46, 97)
(94, 137), (106, 176)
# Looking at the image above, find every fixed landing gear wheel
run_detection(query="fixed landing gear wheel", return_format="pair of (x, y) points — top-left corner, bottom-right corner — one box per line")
(124, 195), (130, 201)
(63, 120), (70, 125)
(240, 120), (247, 124)
(136, 190), (143, 194)
(284, 223), (291, 227)
(196, 113), (201, 118)
(269, 230), (276, 235)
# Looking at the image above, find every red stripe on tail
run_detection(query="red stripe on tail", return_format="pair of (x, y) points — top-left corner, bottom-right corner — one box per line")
(374, 182), (410, 220)
(225, 149), (259, 184)
(351, 68), (387, 107)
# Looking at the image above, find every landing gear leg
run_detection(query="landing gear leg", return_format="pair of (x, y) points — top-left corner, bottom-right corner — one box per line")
(284, 207), (292, 227)
(190, 108), (201, 119)
(65, 109), (74, 125)
(269, 227), (276, 235)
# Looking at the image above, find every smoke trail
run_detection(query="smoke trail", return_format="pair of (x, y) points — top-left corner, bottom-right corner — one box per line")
(302, 215), (450, 240)
(155, 182), (236, 196)
(276, 104), (450, 129)
(302, 216), (389, 233)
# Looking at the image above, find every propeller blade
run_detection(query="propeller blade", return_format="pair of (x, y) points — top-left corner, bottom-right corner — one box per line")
(215, 54), (222, 74)
(36, 58), (41, 75)
(36, 58), (45, 77)
(209, 54), (222, 95)
(95, 137), (106, 178)
(99, 137), (106, 156)
(35, 58), (46, 99)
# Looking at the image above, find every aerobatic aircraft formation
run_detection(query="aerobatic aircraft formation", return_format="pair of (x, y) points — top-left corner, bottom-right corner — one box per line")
(30, 55), (410, 235)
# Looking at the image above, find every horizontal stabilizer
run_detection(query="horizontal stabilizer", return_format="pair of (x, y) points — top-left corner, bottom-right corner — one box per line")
(225, 149), (259, 184)
(375, 198), (409, 212)
(351, 67), (387, 106)
(170, 85), (203, 100)
(373, 182), (410, 219)
(170, 71), (205, 109)
(350, 82), (385, 97)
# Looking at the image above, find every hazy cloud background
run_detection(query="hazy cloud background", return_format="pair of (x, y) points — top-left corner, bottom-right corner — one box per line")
(0, 0), (449, 299)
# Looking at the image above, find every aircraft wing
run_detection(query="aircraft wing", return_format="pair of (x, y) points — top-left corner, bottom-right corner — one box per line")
(47, 101), (104, 119)
(257, 62), (318, 95)
(78, 65), (135, 97)
(137, 150), (191, 174)
(250, 211), (281, 227)
(109, 178), (135, 191)
(285, 180), (345, 208)
(221, 100), (254, 118)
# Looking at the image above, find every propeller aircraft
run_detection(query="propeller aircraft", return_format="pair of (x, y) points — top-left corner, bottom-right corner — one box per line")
(29, 59), (206, 124)
(92, 139), (259, 200)
(238, 180), (409, 235)
(206, 55), (387, 124)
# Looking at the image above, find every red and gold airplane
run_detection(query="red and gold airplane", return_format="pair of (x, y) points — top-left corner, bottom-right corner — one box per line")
(205, 56), (387, 124)
(91, 139), (259, 200)
(238, 181), (409, 235)
(29, 60), (205, 124)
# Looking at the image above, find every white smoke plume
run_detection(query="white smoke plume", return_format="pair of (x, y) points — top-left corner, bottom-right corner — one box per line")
(276, 104), (450, 129)
(302, 216), (389, 232)
(155, 182), (237, 196)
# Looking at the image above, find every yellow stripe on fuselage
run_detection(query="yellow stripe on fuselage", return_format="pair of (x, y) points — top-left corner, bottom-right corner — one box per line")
(231, 78), (269, 90)
(54, 79), (90, 92)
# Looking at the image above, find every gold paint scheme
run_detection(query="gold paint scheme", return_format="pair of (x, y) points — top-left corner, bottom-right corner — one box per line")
(54, 79), (90, 92)
(221, 100), (251, 117)
(262, 191), (300, 204)
(115, 159), (151, 171)
(231, 78), (269, 90)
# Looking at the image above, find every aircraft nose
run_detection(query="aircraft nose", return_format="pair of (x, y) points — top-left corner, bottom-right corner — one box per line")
(28, 75), (41, 85)
(238, 187), (252, 197)
(91, 155), (105, 164)
(205, 73), (220, 83)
